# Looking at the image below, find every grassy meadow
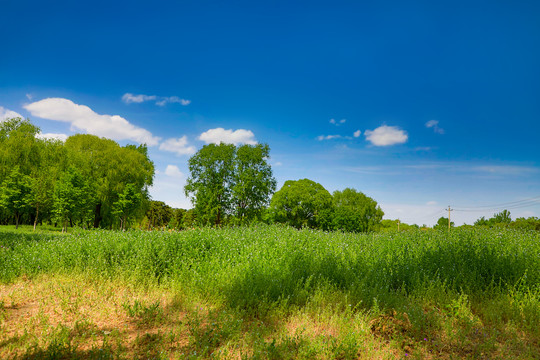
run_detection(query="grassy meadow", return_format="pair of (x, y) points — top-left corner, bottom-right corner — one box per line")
(1, 225), (539, 359)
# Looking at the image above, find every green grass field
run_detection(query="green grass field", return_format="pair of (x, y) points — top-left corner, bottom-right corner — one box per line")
(1, 226), (539, 359)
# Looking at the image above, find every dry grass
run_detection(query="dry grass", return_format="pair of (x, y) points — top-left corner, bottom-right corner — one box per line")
(1, 274), (538, 359)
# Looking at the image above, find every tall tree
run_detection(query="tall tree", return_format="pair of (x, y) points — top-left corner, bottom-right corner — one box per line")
(24, 138), (66, 230)
(233, 144), (276, 223)
(65, 134), (154, 228)
(112, 183), (142, 230)
(0, 166), (32, 229)
(332, 188), (384, 232)
(269, 178), (333, 229)
(52, 167), (94, 232)
(0, 117), (41, 180)
(185, 143), (236, 225)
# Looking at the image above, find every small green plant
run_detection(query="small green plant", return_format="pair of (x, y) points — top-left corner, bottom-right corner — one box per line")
(122, 300), (164, 326)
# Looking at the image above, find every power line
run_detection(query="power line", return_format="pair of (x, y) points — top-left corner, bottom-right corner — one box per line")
(454, 199), (540, 213)
(453, 195), (540, 210)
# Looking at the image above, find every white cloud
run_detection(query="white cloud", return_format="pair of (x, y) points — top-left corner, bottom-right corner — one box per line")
(329, 118), (346, 126)
(364, 125), (408, 146)
(122, 93), (157, 104)
(199, 128), (257, 145)
(165, 165), (184, 179)
(36, 133), (68, 142)
(353, 130), (361, 138)
(426, 201), (438, 206)
(317, 134), (342, 141)
(0, 106), (23, 121)
(123, 93), (190, 106)
(425, 120), (444, 134)
(159, 136), (196, 156)
(24, 98), (161, 146)
(164, 96), (191, 106)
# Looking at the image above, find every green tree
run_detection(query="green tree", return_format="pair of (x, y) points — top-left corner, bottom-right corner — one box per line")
(434, 216), (454, 230)
(474, 210), (512, 228)
(112, 183), (142, 230)
(145, 201), (174, 229)
(232, 144), (276, 223)
(65, 135), (154, 228)
(24, 138), (66, 230)
(0, 118), (41, 180)
(169, 208), (187, 229)
(0, 166), (32, 229)
(493, 210), (511, 224)
(269, 178), (333, 229)
(332, 188), (384, 232)
(184, 143), (237, 226)
(52, 167), (94, 232)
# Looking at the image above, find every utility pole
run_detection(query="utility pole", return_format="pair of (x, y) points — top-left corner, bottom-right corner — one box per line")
(447, 206), (453, 230)
(397, 219), (400, 232)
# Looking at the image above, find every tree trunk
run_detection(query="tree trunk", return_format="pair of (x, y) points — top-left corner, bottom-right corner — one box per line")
(33, 206), (39, 231)
(93, 203), (102, 228)
(15, 212), (20, 229)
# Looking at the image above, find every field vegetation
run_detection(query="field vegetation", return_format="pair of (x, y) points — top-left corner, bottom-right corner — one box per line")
(1, 226), (539, 358)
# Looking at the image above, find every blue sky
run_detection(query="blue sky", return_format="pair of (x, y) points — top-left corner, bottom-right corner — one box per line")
(1, 0), (539, 225)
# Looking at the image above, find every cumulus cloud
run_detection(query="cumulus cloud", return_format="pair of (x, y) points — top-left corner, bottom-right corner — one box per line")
(122, 93), (190, 106)
(199, 128), (257, 145)
(159, 136), (196, 156)
(24, 98), (161, 146)
(364, 125), (408, 146)
(425, 120), (444, 134)
(36, 133), (69, 142)
(0, 106), (23, 121)
(353, 130), (361, 138)
(165, 165), (184, 179)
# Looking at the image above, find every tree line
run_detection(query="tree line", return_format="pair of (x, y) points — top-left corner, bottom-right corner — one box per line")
(0, 118), (154, 230)
(4, 117), (536, 232)
(182, 143), (384, 232)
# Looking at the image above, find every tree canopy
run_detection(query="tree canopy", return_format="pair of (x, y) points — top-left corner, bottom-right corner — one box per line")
(268, 178), (333, 229)
(0, 118), (154, 230)
(332, 188), (384, 232)
(185, 143), (276, 226)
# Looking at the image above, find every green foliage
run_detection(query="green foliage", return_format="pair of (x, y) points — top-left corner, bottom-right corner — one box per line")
(0, 166), (32, 228)
(112, 183), (142, 230)
(331, 188), (384, 232)
(510, 216), (540, 231)
(185, 143), (236, 226)
(377, 219), (419, 232)
(52, 167), (95, 231)
(233, 144), (277, 223)
(144, 201), (174, 229)
(0, 117), (41, 180)
(269, 179), (333, 229)
(123, 300), (164, 326)
(475, 210), (513, 228)
(65, 134), (154, 228)
(1, 226), (538, 317)
(185, 143), (276, 226)
(434, 216), (454, 230)
(0, 118), (154, 229)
